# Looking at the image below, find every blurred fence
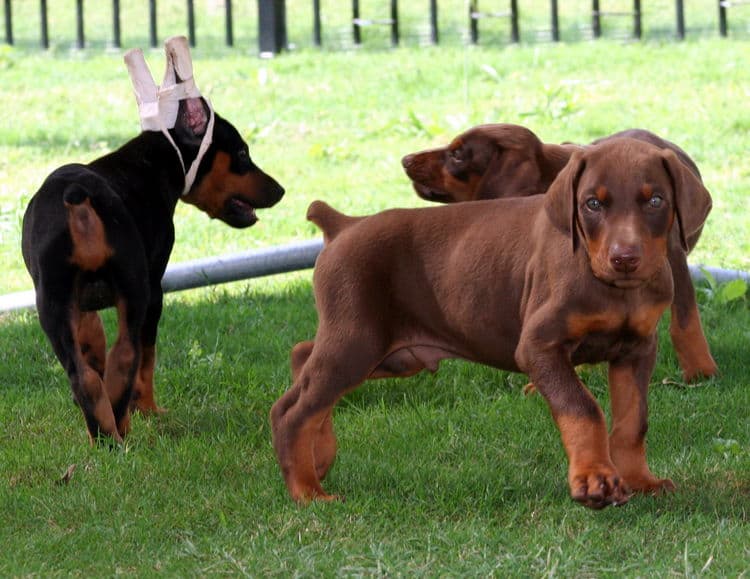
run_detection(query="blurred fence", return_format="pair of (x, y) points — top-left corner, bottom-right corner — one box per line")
(1, 1), (748, 54)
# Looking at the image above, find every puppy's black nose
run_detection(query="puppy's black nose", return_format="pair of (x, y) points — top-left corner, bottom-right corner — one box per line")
(610, 245), (641, 273)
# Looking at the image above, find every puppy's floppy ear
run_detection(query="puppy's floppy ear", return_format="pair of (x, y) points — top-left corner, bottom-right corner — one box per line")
(660, 149), (712, 252)
(544, 151), (586, 252)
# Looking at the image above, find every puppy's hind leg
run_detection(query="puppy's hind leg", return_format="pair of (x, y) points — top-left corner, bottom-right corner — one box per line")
(272, 336), (386, 502)
(289, 340), (336, 480)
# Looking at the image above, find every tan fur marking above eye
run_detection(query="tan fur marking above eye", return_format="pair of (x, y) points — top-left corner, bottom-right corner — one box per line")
(641, 184), (653, 199)
(595, 186), (608, 201)
(66, 198), (113, 271)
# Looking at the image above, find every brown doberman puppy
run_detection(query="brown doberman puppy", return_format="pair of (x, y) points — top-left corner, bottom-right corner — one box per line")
(401, 124), (716, 383)
(271, 138), (712, 509)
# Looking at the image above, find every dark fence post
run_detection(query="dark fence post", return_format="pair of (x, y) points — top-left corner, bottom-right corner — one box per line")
(390, 0), (398, 46)
(675, 0), (685, 38)
(149, 0), (157, 48)
(226, 0), (233, 46)
(633, 0), (641, 38)
(352, 0), (361, 44)
(430, 0), (438, 44)
(469, 0), (478, 44)
(510, 0), (519, 42)
(258, 0), (287, 54)
(313, 0), (321, 46)
(4, 0), (12, 45)
(75, 0), (84, 49)
(551, 0), (559, 41)
(187, 0), (195, 46)
(40, 0), (49, 48)
(718, 0), (728, 36)
(112, 0), (121, 48)
(592, 0), (601, 38)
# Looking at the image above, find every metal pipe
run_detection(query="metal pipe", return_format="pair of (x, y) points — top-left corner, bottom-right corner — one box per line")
(1, 240), (747, 314)
(1, 239), (323, 313)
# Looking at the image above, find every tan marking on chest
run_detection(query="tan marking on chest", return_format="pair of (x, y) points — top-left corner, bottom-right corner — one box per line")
(567, 301), (669, 340)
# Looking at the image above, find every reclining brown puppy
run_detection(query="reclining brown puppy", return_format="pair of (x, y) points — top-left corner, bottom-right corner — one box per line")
(401, 124), (716, 384)
(271, 138), (712, 509)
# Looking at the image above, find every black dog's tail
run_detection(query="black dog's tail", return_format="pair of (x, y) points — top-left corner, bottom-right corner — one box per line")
(63, 183), (113, 270)
(307, 200), (362, 244)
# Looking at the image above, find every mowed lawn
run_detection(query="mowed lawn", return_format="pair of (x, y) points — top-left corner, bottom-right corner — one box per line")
(1, 19), (749, 577)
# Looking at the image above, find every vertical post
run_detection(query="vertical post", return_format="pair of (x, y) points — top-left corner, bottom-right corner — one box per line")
(633, 0), (641, 38)
(390, 0), (398, 46)
(40, 0), (49, 49)
(718, 0), (727, 37)
(429, 0), (438, 44)
(469, 0), (478, 44)
(225, 0), (233, 46)
(112, 0), (121, 48)
(149, 0), (157, 48)
(510, 0), (519, 42)
(187, 0), (195, 46)
(592, 0), (601, 38)
(313, 0), (321, 46)
(551, 0), (559, 41)
(675, 0), (684, 39)
(3, 0), (11, 45)
(352, 0), (361, 45)
(75, 0), (84, 49)
(258, 0), (287, 55)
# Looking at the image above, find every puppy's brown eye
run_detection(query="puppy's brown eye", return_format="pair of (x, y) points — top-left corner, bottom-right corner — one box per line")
(648, 195), (664, 208)
(586, 198), (603, 211)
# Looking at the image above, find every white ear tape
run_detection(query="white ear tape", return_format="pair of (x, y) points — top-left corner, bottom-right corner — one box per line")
(124, 36), (215, 196)
(123, 49), (161, 132)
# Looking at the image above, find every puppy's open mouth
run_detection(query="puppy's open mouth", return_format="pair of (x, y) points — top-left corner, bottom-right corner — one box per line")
(223, 196), (258, 228)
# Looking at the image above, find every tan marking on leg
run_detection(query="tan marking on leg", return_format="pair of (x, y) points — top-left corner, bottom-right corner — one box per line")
(313, 410), (337, 481)
(132, 345), (165, 414)
(104, 301), (137, 436)
(286, 407), (338, 502)
(669, 303), (718, 382)
(76, 311), (106, 377)
(70, 307), (120, 443)
(608, 365), (675, 494)
(556, 414), (631, 508)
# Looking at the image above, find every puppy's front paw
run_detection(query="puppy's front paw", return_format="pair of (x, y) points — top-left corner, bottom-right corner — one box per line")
(569, 464), (631, 509)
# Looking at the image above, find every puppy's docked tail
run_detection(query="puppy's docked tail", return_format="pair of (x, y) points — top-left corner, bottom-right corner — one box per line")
(307, 200), (361, 244)
(63, 184), (113, 271)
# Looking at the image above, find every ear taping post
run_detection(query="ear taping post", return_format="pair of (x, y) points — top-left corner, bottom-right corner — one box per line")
(124, 36), (214, 195)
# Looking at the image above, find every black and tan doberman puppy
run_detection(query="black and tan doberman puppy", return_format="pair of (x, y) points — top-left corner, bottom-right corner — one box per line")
(271, 138), (711, 509)
(401, 124), (716, 383)
(22, 39), (283, 444)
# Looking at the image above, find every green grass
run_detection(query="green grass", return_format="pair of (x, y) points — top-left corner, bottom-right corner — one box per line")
(1, 15), (750, 577)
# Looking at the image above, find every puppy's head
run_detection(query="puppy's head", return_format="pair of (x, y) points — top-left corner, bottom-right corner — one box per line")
(180, 102), (285, 228)
(401, 124), (548, 203)
(545, 138), (711, 288)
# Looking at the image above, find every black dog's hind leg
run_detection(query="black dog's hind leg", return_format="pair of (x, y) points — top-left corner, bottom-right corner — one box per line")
(131, 288), (166, 415)
(36, 278), (121, 443)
